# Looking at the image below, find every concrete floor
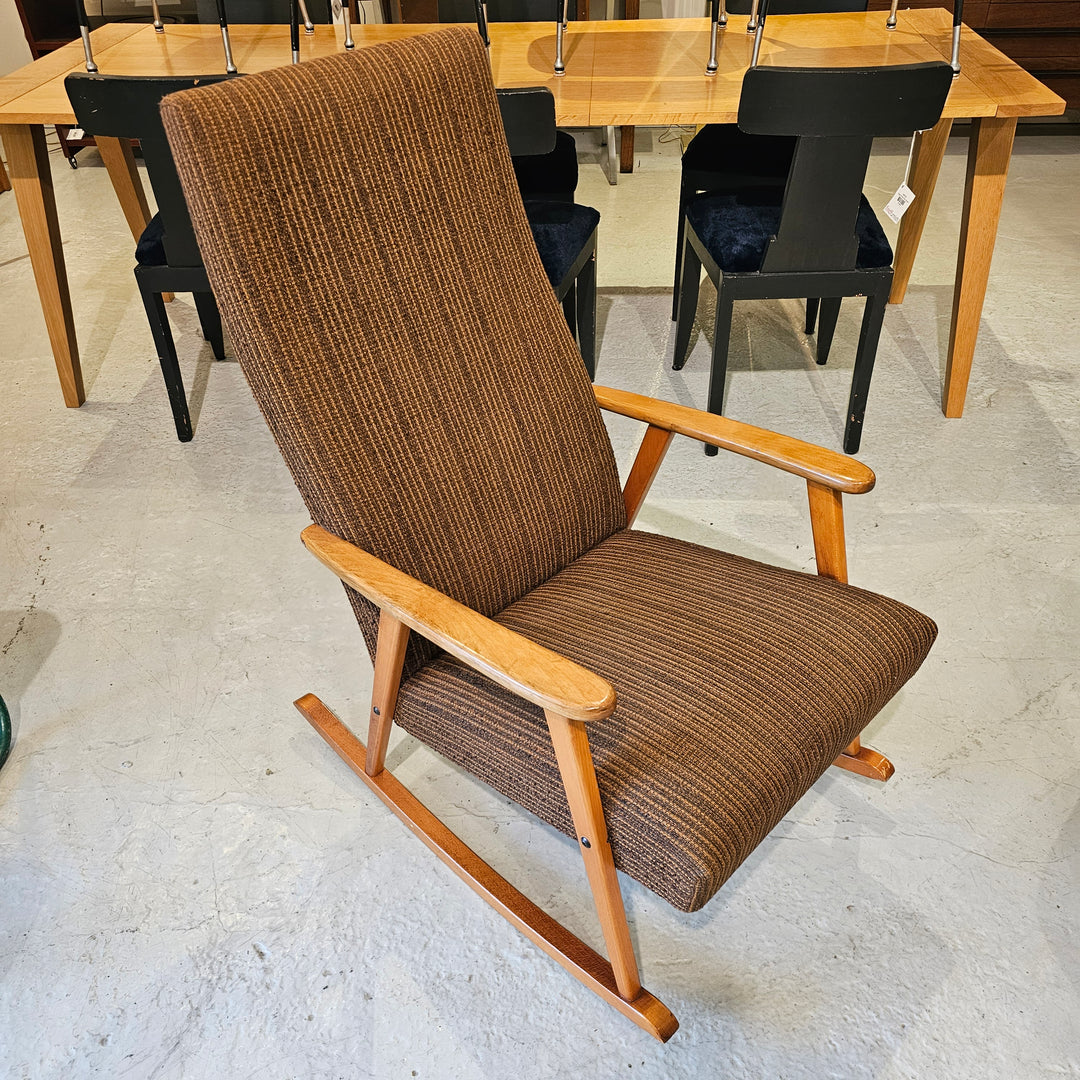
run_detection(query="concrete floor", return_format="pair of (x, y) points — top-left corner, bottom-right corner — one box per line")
(0, 126), (1078, 1078)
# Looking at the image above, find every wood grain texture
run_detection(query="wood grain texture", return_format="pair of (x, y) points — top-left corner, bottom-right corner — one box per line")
(806, 481), (848, 583)
(295, 693), (679, 1041)
(366, 611), (410, 776)
(301, 524), (617, 723)
(545, 711), (641, 999)
(622, 424), (674, 526)
(0, 122), (84, 407)
(595, 385), (877, 494)
(95, 136), (153, 243)
(945, 114), (1017, 417)
(890, 116), (953, 306)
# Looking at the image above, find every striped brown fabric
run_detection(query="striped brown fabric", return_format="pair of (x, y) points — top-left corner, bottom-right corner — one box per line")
(160, 29), (937, 916)
(160, 28), (625, 677)
(394, 530), (936, 912)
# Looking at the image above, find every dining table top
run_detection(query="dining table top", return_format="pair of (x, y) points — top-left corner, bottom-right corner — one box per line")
(0, 10), (1065, 131)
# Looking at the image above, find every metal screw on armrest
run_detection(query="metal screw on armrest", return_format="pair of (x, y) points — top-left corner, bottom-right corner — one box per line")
(580, 836), (591, 848)
(373, 706), (381, 715)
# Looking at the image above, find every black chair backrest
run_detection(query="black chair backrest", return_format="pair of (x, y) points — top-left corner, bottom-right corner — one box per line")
(736, 62), (952, 273)
(438, 0), (559, 22)
(66, 73), (237, 270)
(496, 86), (557, 157)
(195, 0), (333, 22)
(725, 0), (866, 12)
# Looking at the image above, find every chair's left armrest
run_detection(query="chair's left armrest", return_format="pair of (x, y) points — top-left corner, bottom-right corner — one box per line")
(594, 385), (875, 494)
(301, 524), (616, 722)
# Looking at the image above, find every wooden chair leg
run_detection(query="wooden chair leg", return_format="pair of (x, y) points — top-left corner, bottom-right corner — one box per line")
(622, 424), (674, 526)
(366, 610), (410, 776)
(295, 693), (679, 1042)
(833, 736), (895, 781)
(545, 711), (641, 1000)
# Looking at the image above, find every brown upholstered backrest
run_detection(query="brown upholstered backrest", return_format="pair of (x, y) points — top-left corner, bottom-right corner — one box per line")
(161, 28), (625, 674)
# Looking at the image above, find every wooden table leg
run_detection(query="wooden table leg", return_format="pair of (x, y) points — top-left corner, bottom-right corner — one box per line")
(944, 114), (1017, 418)
(96, 135), (152, 242)
(1, 123), (85, 407)
(890, 116), (952, 305)
(618, 0), (639, 173)
(0, 155), (11, 193)
(96, 134), (173, 302)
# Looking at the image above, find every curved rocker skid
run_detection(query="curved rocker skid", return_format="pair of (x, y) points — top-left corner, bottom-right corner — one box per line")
(294, 693), (679, 1042)
(833, 737), (895, 782)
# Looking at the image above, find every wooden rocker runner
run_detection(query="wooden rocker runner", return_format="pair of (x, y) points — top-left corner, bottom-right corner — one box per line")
(161, 27), (936, 1041)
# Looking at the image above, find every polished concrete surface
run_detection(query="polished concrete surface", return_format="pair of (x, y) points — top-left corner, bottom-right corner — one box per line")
(0, 127), (1078, 1078)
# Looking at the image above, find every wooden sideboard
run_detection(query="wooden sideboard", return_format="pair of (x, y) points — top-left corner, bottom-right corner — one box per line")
(869, 0), (1080, 109)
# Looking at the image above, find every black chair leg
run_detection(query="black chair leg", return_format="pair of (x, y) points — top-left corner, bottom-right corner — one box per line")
(671, 178), (693, 321)
(704, 287), (735, 457)
(805, 297), (819, 334)
(193, 291), (225, 360)
(575, 252), (597, 381)
(843, 289), (889, 454)
(816, 297), (842, 365)
(137, 275), (193, 442)
(673, 239), (702, 371)
(561, 282), (577, 343)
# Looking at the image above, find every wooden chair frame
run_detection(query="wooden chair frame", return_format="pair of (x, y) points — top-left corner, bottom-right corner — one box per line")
(294, 386), (892, 1042)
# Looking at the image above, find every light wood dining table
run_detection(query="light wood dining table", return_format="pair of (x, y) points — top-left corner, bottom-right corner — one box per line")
(0, 12), (1064, 418)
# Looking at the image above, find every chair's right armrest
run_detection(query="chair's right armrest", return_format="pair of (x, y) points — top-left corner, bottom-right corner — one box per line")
(301, 524), (617, 723)
(595, 385), (876, 494)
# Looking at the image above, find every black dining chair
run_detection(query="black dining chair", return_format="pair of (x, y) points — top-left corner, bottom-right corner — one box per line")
(672, 61), (953, 455)
(672, 0), (869, 322)
(497, 86), (599, 378)
(66, 73), (236, 442)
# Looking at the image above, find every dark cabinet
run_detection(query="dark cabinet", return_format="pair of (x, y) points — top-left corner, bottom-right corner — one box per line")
(868, 0), (1080, 110)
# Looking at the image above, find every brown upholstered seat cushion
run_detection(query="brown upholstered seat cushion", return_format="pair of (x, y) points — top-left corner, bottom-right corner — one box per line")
(393, 529), (937, 913)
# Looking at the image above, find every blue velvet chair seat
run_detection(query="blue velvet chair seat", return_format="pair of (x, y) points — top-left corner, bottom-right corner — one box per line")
(686, 191), (893, 274)
(525, 201), (600, 288)
(136, 211), (168, 266)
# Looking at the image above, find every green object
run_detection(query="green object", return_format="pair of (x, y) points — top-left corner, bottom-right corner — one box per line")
(0, 694), (10, 770)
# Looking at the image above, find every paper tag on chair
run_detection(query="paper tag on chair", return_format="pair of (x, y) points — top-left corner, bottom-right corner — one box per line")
(882, 182), (915, 224)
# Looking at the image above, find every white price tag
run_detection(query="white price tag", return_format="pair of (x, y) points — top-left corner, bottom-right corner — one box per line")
(68, 127), (85, 141)
(883, 182), (915, 224)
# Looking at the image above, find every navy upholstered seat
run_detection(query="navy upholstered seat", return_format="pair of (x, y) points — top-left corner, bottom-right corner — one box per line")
(686, 192), (893, 275)
(525, 202), (601, 288)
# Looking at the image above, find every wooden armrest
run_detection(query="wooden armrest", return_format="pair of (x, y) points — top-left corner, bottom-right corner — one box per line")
(301, 524), (617, 723)
(594, 385), (875, 495)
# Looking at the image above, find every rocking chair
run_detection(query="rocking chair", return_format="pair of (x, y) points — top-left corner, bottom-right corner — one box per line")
(160, 27), (937, 1040)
